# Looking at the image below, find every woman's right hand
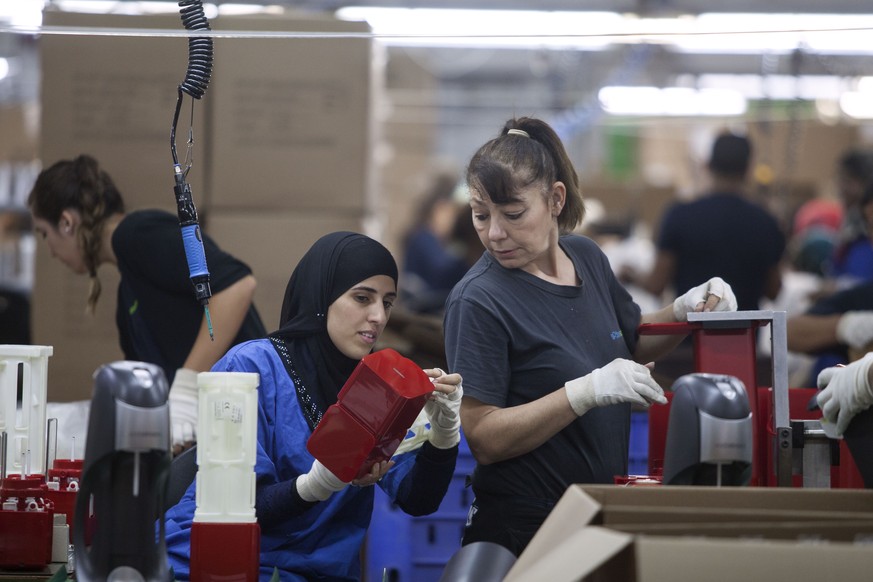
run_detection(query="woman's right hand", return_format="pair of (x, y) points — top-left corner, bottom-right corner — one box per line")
(352, 459), (394, 487)
(564, 358), (666, 416)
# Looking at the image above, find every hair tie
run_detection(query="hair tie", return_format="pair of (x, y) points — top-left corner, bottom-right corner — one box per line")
(507, 128), (529, 138)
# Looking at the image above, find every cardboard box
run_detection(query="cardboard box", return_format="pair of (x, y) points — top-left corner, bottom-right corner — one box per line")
(0, 104), (39, 160)
(577, 483), (873, 516)
(207, 15), (374, 212)
(205, 210), (366, 329)
(507, 525), (873, 582)
(505, 485), (873, 582)
(35, 10), (376, 396)
(39, 10), (203, 212)
(36, 10), (209, 401)
(32, 242), (123, 402)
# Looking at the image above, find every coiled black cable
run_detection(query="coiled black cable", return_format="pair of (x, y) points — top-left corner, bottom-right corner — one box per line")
(170, 0), (215, 335)
(177, 0), (213, 100)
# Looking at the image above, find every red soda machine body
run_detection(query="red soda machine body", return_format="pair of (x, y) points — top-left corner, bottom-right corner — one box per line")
(307, 348), (434, 481)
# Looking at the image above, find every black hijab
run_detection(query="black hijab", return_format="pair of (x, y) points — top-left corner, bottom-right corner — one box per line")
(269, 231), (398, 421)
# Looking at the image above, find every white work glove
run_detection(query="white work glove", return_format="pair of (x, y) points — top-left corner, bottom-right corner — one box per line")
(835, 311), (873, 350)
(424, 372), (463, 449)
(295, 459), (350, 502)
(673, 276), (738, 321)
(816, 353), (873, 437)
(169, 368), (199, 450)
(565, 358), (667, 416)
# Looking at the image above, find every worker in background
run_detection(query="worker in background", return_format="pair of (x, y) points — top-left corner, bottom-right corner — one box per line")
(400, 171), (472, 315)
(28, 154), (266, 454)
(637, 131), (785, 312)
(627, 131), (785, 386)
(787, 185), (873, 386)
(827, 148), (873, 287)
(786, 279), (873, 383)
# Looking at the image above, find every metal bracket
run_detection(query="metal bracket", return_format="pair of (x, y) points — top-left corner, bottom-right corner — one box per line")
(688, 310), (793, 486)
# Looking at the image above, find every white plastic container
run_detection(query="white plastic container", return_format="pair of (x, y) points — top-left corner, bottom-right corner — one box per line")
(0, 345), (53, 476)
(193, 372), (259, 523)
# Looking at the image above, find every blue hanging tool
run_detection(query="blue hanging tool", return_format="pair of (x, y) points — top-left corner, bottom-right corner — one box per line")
(171, 0), (214, 339)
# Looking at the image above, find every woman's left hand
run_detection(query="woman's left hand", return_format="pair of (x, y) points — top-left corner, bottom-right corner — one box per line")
(673, 276), (737, 321)
(425, 367), (463, 396)
(423, 368), (463, 449)
(352, 459), (394, 487)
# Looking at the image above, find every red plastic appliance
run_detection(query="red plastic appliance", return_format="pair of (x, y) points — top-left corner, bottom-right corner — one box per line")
(307, 349), (434, 481)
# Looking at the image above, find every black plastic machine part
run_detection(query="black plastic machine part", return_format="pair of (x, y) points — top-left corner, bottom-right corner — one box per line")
(843, 406), (873, 488)
(73, 361), (173, 582)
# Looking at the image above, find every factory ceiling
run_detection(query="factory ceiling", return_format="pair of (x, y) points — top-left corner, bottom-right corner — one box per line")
(1, 1), (873, 124)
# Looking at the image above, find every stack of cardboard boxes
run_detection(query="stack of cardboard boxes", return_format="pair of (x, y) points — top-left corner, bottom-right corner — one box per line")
(506, 485), (873, 581)
(35, 9), (375, 401)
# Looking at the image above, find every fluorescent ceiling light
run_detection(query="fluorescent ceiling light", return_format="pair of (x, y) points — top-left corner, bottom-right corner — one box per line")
(686, 13), (873, 54)
(337, 7), (873, 55)
(599, 86), (747, 117)
(0, 0), (45, 28)
(216, 4), (285, 17)
(3, 1), (286, 28)
(336, 7), (620, 49)
(840, 77), (873, 119)
(840, 92), (873, 119)
(49, 1), (187, 15)
(696, 74), (850, 101)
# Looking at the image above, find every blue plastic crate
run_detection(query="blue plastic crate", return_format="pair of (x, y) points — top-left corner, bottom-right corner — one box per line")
(366, 487), (414, 581)
(365, 432), (474, 581)
(410, 518), (467, 561)
(366, 492), (468, 581)
(628, 411), (649, 475)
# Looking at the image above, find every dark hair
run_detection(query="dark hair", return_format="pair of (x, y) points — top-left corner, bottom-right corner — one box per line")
(401, 171), (460, 250)
(465, 117), (584, 234)
(839, 149), (873, 184)
(28, 154), (125, 312)
(862, 181), (873, 209)
(707, 132), (752, 178)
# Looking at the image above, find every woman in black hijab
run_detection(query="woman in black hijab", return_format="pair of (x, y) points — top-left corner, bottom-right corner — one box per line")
(164, 231), (463, 581)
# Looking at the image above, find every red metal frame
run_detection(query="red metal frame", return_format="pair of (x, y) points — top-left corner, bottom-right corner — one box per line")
(640, 318), (863, 488)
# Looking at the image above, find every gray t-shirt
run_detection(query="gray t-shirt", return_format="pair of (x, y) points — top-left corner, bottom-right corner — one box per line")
(444, 235), (642, 501)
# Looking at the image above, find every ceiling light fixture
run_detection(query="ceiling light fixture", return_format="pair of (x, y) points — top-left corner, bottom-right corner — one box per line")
(598, 86), (747, 117)
(0, 0), (45, 28)
(337, 7), (873, 55)
(839, 77), (873, 119)
(336, 7), (621, 49)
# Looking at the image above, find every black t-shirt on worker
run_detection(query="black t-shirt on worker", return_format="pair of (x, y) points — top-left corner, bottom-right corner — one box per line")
(113, 209), (266, 385)
(444, 235), (642, 503)
(657, 192), (786, 311)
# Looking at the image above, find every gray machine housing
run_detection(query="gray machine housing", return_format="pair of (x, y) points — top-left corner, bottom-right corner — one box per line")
(662, 373), (753, 486)
(74, 361), (173, 582)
